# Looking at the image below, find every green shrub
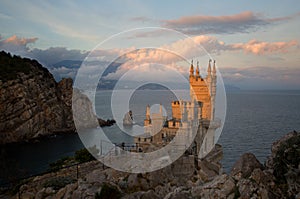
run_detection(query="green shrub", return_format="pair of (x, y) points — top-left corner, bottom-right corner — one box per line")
(75, 146), (99, 163)
(233, 186), (241, 199)
(95, 183), (122, 199)
(49, 156), (73, 172)
(0, 51), (32, 82)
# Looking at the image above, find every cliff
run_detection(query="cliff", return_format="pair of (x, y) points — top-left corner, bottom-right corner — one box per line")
(0, 51), (114, 144)
(6, 131), (299, 199)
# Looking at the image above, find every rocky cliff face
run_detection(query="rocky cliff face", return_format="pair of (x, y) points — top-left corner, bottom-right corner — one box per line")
(0, 51), (114, 144)
(7, 131), (299, 199)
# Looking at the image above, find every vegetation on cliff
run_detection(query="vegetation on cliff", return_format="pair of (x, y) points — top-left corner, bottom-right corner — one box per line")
(0, 51), (51, 82)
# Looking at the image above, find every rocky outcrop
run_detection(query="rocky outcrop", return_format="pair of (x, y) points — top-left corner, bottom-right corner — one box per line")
(0, 51), (114, 144)
(7, 131), (299, 199)
(230, 153), (263, 180)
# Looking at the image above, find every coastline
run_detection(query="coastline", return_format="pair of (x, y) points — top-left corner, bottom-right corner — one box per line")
(1, 131), (298, 198)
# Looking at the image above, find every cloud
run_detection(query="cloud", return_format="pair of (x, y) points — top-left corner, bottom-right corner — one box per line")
(0, 35), (88, 66)
(93, 34), (299, 81)
(50, 66), (78, 81)
(162, 11), (299, 35)
(1, 34), (299, 89)
(2, 35), (38, 46)
(29, 47), (88, 66)
(267, 12), (300, 22)
(0, 35), (37, 54)
(229, 39), (298, 55)
(221, 66), (300, 89)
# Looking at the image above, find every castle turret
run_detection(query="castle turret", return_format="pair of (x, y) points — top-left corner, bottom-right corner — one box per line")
(207, 59), (212, 73)
(211, 60), (217, 120)
(206, 59), (212, 96)
(159, 104), (163, 115)
(195, 61), (200, 78)
(212, 60), (217, 96)
(146, 104), (150, 119)
(144, 104), (151, 126)
(189, 60), (194, 77)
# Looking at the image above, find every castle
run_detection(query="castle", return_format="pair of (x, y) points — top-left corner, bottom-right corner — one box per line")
(134, 60), (219, 158)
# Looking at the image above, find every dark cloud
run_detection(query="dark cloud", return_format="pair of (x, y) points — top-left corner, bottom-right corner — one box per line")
(162, 11), (298, 35)
(0, 35), (88, 66)
(29, 47), (88, 66)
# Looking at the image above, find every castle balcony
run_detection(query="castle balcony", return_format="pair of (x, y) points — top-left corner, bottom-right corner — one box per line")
(200, 118), (221, 129)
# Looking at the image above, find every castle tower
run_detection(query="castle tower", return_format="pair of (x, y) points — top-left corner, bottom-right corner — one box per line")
(195, 61), (200, 78)
(144, 104), (151, 126)
(211, 60), (217, 120)
(190, 60), (194, 77)
(207, 59), (212, 95)
(190, 60), (212, 120)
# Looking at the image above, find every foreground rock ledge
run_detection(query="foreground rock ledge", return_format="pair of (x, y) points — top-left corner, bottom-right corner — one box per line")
(2, 131), (298, 199)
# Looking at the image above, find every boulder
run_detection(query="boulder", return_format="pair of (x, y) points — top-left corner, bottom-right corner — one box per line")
(230, 153), (263, 180)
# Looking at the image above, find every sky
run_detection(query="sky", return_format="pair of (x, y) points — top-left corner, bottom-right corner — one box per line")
(0, 0), (300, 89)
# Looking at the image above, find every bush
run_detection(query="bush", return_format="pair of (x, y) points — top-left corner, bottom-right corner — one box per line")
(49, 156), (73, 172)
(95, 183), (122, 199)
(74, 145), (99, 163)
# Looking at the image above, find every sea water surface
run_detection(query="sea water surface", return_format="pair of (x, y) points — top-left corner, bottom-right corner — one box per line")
(1, 90), (300, 184)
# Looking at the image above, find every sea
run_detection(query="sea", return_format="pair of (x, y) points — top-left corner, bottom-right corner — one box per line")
(1, 89), (300, 185)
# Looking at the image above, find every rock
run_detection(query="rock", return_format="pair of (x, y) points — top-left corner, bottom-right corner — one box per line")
(237, 178), (259, 199)
(154, 184), (172, 198)
(265, 131), (299, 170)
(122, 191), (144, 199)
(192, 174), (235, 199)
(85, 168), (106, 184)
(21, 191), (35, 199)
(250, 168), (275, 189)
(127, 173), (150, 191)
(45, 187), (55, 195)
(55, 187), (67, 199)
(265, 131), (300, 198)
(0, 52), (74, 144)
(141, 190), (159, 199)
(6, 131), (300, 199)
(230, 153), (263, 180)
(35, 188), (46, 199)
(0, 52), (114, 144)
(222, 177), (236, 196)
(63, 183), (77, 199)
(71, 190), (82, 199)
(164, 187), (191, 199)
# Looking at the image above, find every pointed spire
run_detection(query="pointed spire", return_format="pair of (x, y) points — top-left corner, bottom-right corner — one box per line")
(213, 60), (216, 75)
(159, 104), (162, 115)
(207, 59), (212, 73)
(146, 104), (150, 119)
(190, 59), (194, 76)
(196, 60), (200, 76)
